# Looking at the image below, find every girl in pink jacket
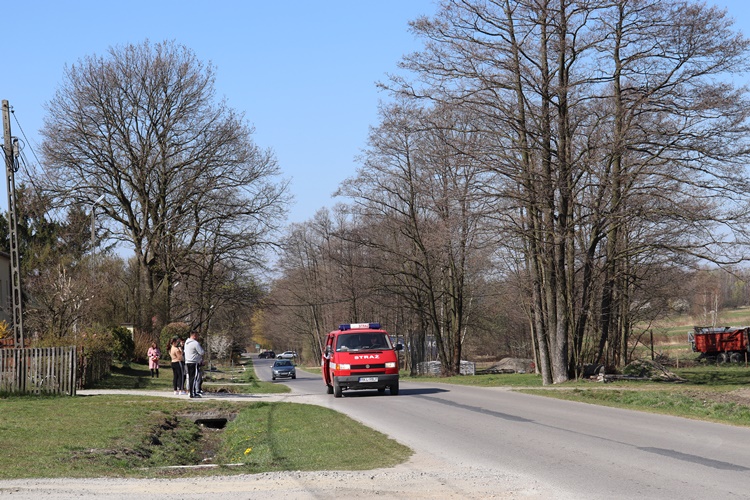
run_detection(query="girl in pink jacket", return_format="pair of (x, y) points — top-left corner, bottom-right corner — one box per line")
(148, 342), (161, 378)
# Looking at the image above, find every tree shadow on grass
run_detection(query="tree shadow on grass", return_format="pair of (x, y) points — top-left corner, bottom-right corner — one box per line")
(89, 362), (165, 389)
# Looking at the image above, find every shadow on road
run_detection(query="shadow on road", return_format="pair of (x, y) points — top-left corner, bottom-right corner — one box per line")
(339, 387), (450, 398)
(397, 387), (450, 395)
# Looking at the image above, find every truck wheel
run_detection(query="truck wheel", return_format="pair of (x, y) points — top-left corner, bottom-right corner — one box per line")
(718, 353), (729, 364)
(327, 384), (333, 394)
(730, 352), (742, 363)
(334, 380), (343, 398)
(390, 381), (399, 396)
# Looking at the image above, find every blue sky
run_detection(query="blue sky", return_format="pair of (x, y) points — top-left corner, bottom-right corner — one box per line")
(4, 0), (750, 227)
(5, 0), (437, 224)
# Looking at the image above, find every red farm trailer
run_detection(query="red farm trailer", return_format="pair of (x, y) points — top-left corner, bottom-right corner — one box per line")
(689, 326), (750, 363)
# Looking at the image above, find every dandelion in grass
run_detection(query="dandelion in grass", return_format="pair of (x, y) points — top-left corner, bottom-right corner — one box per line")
(244, 448), (252, 455)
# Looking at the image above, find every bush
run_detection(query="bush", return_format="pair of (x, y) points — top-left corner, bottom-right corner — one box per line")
(32, 324), (113, 354)
(110, 326), (135, 365)
(79, 325), (115, 354)
(159, 322), (191, 357)
(133, 330), (155, 364)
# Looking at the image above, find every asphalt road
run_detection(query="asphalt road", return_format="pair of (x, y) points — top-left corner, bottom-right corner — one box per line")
(255, 356), (750, 499)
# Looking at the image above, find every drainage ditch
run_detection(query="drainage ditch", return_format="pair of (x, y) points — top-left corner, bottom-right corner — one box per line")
(179, 411), (237, 429)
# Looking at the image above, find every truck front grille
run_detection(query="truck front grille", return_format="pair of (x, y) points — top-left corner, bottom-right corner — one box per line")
(351, 363), (386, 370)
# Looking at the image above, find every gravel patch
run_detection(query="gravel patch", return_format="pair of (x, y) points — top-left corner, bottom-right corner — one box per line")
(0, 454), (550, 499)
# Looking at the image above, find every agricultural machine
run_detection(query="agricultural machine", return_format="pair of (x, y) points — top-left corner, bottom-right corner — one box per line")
(689, 326), (750, 363)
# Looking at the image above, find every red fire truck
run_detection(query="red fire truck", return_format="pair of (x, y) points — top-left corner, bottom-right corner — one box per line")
(322, 322), (403, 398)
(689, 326), (750, 363)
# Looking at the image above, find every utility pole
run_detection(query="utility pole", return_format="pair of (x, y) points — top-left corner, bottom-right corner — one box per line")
(2, 100), (24, 347)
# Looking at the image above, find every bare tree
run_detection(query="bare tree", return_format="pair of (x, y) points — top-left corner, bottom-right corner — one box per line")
(389, 0), (750, 383)
(336, 99), (495, 375)
(40, 40), (288, 335)
(268, 208), (387, 360)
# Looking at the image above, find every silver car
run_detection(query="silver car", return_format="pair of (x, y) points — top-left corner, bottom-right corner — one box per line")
(272, 359), (296, 380)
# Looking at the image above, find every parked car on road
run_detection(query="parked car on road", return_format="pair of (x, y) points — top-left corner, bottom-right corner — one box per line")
(277, 351), (297, 359)
(272, 359), (296, 380)
(258, 350), (276, 359)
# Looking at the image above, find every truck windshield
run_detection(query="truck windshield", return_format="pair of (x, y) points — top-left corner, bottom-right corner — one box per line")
(336, 333), (392, 352)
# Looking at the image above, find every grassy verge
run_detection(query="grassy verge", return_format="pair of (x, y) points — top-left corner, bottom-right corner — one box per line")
(519, 386), (750, 426)
(0, 355), (411, 479)
(218, 402), (410, 470)
(0, 394), (411, 479)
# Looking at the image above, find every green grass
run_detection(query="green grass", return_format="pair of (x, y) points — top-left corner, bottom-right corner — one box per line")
(217, 402), (411, 470)
(0, 394), (221, 478)
(674, 365), (750, 386)
(544, 365), (750, 426)
(519, 387), (750, 426)
(0, 356), (411, 479)
(714, 307), (750, 324)
(0, 394), (411, 479)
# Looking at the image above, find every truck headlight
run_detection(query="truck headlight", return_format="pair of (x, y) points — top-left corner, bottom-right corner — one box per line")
(335, 363), (350, 370)
(385, 362), (396, 369)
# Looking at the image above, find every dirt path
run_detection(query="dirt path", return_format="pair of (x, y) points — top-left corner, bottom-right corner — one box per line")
(0, 454), (545, 499)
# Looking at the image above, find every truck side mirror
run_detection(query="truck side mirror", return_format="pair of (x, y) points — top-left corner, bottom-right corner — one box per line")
(395, 343), (403, 351)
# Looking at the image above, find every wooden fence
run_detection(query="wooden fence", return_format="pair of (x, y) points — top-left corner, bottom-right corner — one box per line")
(77, 349), (111, 389)
(0, 347), (78, 395)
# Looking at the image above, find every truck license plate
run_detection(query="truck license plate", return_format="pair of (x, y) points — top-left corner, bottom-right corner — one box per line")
(359, 377), (378, 383)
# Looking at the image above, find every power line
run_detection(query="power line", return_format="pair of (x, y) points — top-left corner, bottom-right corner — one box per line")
(9, 107), (59, 223)
(11, 109), (43, 173)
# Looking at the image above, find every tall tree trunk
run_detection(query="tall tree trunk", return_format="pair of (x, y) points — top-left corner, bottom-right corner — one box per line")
(550, 0), (571, 384)
(599, 2), (626, 367)
(504, 0), (553, 384)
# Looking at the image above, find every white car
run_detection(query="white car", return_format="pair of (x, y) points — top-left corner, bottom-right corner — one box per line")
(277, 351), (297, 359)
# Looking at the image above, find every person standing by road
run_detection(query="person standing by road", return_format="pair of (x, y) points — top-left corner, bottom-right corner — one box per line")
(178, 338), (187, 391)
(147, 342), (161, 378)
(184, 331), (204, 398)
(169, 338), (186, 395)
(195, 339), (205, 396)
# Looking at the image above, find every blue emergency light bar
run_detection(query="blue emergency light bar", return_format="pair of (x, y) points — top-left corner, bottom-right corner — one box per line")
(339, 322), (381, 331)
